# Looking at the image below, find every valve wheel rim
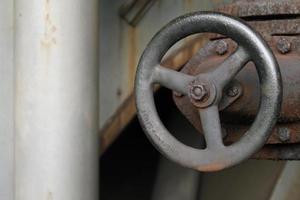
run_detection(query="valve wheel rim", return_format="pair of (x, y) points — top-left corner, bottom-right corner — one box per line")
(135, 11), (282, 171)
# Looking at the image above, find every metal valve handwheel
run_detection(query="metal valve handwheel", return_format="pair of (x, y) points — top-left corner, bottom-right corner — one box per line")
(135, 12), (282, 171)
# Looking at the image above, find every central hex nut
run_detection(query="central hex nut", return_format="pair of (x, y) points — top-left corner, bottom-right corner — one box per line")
(188, 78), (216, 108)
(190, 84), (208, 101)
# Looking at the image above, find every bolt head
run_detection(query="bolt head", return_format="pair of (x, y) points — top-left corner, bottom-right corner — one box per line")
(188, 79), (216, 108)
(277, 127), (290, 142)
(216, 40), (228, 55)
(277, 38), (291, 54)
(190, 85), (207, 101)
(226, 86), (239, 97)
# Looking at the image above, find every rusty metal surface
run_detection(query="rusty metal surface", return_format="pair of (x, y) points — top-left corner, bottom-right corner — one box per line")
(173, 0), (300, 160)
(224, 123), (300, 145)
(253, 144), (300, 160)
(174, 49), (300, 123)
(174, 41), (300, 158)
(218, 0), (300, 17)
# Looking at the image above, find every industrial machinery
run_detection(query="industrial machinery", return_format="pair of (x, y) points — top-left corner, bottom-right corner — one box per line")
(103, 0), (300, 199)
(102, 0), (300, 199)
(136, 0), (300, 172)
(135, 11), (282, 171)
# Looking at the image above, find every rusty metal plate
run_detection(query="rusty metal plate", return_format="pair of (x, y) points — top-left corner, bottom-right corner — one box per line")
(218, 0), (300, 17)
(173, 40), (300, 159)
(171, 0), (300, 160)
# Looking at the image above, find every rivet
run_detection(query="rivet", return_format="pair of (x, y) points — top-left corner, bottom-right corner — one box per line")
(277, 127), (290, 142)
(226, 85), (239, 97)
(277, 38), (291, 54)
(216, 40), (228, 55)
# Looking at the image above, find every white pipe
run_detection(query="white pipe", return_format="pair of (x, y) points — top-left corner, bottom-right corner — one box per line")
(14, 0), (99, 199)
(0, 0), (14, 199)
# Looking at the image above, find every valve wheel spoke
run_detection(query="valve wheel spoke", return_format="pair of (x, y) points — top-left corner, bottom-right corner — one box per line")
(210, 46), (249, 89)
(199, 105), (224, 150)
(152, 65), (194, 95)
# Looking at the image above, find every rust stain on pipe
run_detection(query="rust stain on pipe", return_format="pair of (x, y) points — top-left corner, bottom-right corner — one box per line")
(40, 0), (57, 50)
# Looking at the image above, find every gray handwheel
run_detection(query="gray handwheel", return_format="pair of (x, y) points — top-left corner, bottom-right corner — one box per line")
(135, 12), (282, 172)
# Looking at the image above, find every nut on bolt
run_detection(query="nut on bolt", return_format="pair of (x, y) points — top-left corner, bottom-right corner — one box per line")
(190, 84), (207, 101)
(226, 85), (240, 97)
(216, 40), (228, 55)
(277, 38), (291, 54)
(277, 127), (290, 142)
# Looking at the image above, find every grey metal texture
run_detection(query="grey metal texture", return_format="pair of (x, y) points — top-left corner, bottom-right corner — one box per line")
(135, 12), (282, 171)
(14, 0), (99, 199)
(199, 160), (285, 200)
(151, 109), (202, 200)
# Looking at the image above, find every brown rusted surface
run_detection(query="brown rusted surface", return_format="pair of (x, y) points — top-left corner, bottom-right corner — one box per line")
(174, 49), (300, 122)
(223, 123), (300, 145)
(218, 0), (300, 17)
(173, 42), (300, 158)
(253, 144), (300, 160)
(210, 20), (300, 41)
(210, 20), (300, 47)
(247, 19), (300, 37)
(172, 0), (300, 160)
(211, 0), (300, 44)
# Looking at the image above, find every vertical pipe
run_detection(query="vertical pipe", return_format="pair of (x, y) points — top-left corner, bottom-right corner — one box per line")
(14, 0), (99, 199)
(0, 0), (14, 199)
